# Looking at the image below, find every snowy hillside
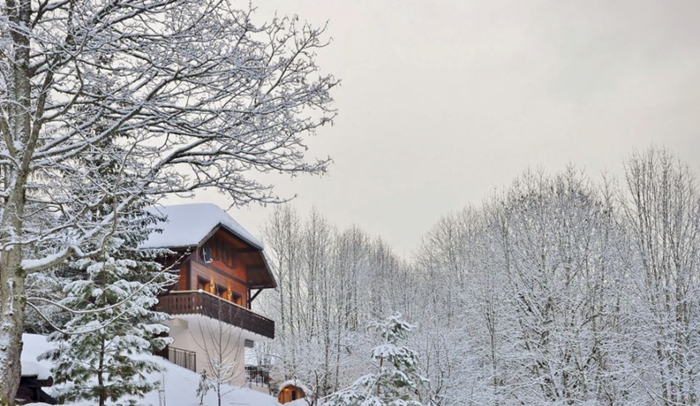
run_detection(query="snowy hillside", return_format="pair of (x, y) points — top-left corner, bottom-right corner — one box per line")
(21, 334), (280, 406)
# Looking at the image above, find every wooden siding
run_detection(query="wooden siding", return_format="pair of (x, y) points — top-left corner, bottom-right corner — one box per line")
(177, 261), (188, 291)
(278, 386), (306, 403)
(190, 261), (248, 307)
(161, 226), (276, 339)
(168, 228), (255, 307)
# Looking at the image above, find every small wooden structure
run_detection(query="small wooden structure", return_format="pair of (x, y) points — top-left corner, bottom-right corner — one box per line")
(278, 380), (311, 404)
(16, 361), (57, 405)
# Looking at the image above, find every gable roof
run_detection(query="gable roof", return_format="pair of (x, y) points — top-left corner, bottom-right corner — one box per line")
(141, 203), (264, 250)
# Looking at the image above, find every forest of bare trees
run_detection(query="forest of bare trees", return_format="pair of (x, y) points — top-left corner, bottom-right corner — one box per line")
(259, 148), (700, 406)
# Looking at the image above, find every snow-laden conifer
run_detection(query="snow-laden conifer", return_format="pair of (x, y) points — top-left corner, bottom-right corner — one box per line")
(323, 314), (425, 406)
(39, 232), (175, 406)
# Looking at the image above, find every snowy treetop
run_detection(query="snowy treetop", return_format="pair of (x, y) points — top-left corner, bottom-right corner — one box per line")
(141, 203), (264, 250)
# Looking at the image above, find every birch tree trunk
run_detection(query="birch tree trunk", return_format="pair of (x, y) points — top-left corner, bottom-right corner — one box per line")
(0, 217), (27, 405)
(1, 0), (32, 401)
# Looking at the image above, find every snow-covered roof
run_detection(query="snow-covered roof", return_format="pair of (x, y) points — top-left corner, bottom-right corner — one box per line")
(141, 203), (264, 250)
(279, 379), (313, 396)
(21, 361), (52, 380)
(20, 335), (53, 382)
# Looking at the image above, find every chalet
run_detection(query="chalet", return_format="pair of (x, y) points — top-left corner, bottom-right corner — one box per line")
(142, 203), (276, 387)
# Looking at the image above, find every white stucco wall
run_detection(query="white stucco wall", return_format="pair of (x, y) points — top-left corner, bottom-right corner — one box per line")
(165, 315), (270, 387)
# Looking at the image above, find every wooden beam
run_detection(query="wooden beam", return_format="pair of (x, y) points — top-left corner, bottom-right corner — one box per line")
(186, 258), (191, 290)
(249, 288), (263, 305)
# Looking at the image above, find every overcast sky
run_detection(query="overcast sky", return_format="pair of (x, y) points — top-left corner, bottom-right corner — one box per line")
(172, 0), (700, 255)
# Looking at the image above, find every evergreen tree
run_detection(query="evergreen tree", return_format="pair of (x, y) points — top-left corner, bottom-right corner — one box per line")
(323, 314), (425, 406)
(40, 228), (175, 406)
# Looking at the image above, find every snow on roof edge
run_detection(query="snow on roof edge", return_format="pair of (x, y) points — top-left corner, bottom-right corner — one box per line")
(279, 379), (313, 396)
(21, 361), (52, 380)
(141, 203), (264, 250)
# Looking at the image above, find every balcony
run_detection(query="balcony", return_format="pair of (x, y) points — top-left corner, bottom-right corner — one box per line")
(157, 290), (275, 339)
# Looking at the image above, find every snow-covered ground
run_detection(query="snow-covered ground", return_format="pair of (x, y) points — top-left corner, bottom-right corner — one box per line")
(22, 334), (281, 406)
(283, 400), (310, 406)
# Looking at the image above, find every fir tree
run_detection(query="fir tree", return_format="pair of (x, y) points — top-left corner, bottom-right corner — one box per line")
(40, 228), (175, 406)
(323, 314), (426, 406)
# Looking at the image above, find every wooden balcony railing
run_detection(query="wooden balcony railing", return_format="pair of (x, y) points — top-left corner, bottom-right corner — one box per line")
(157, 290), (275, 339)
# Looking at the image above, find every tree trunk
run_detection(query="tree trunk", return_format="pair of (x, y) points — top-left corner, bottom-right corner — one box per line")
(0, 172), (29, 406)
(0, 0), (32, 402)
(0, 245), (26, 406)
(98, 337), (106, 406)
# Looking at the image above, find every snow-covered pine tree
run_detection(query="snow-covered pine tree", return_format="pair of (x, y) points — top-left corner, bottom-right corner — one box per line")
(323, 314), (425, 406)
(40, 216), (175, 406)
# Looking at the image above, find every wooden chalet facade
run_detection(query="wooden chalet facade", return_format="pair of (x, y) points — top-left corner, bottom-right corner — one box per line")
(142, 203), (276, 386)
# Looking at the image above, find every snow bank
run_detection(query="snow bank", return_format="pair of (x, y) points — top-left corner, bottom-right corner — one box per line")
(22, 334), (280, 406)
(141, 203), (264, 250)
(286, 399), (312, 406)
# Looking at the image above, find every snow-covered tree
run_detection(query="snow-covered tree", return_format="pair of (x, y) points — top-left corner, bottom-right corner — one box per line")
(261, 208), (378, 399)
(620, 148), (700, 404)
(0, 0), (337, 401)
(404, 167), (639, 405)
(413, 206), (508, 405)
(39, 233), (174, 406)
(23, 268), (70, 334)
(323, 314), (425, 406)
(196, 369), (213, 405)
(261, 148), (700, 405)
(190, 299), (247, 406)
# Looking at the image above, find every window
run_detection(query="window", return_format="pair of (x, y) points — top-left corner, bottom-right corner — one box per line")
(217, 241), (234, 267)
(228, 249), (235, 267)
(198, 277), (218, 294)
(223, 285), (242, 305)
(201, 245), (212, 263)
(222, 246), (229, 265)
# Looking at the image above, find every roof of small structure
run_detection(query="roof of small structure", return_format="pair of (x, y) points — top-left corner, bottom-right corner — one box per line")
(279, 380), (313, 396)
(21, 361), (52, 381)
(141, 203), (264, 250)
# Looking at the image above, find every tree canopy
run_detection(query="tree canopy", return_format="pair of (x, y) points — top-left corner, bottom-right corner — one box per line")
(0, 0), (337, 403)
